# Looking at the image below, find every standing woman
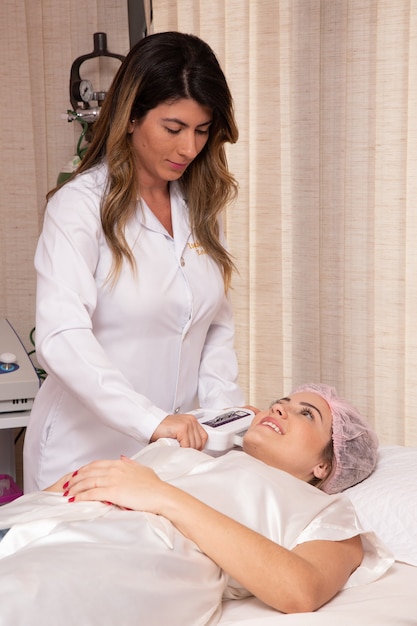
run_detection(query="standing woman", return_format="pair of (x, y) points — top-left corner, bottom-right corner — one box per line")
(24, 31), (244, 492)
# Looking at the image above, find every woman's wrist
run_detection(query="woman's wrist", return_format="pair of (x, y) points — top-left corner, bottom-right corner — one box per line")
(150, 482), (200, 537)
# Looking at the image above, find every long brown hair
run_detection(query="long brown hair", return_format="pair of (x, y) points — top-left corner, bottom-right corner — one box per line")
(48, 32), (239, 288)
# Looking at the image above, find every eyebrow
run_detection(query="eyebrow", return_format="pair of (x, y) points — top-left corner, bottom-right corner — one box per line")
(161, 117), (212, 128)
(279, 397), (323, 421)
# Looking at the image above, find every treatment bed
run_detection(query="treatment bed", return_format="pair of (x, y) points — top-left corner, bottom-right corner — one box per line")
(0, 445), (415, 625)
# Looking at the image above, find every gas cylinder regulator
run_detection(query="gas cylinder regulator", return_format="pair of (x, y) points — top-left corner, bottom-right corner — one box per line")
(58, 32), (125, 184)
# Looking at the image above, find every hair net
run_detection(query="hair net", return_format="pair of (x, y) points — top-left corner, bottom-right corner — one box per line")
(291, 383), (379, 494)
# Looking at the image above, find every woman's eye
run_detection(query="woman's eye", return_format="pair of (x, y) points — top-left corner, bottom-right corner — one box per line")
(166, 127), (181, 134)
(196, 128), (209, 136)
(301, 409), (314, 419)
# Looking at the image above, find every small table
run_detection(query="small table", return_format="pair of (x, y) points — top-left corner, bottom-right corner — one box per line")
(0, 411), (30, 480)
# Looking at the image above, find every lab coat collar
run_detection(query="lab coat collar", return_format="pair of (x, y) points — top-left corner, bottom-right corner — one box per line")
(128, 182), (192, 259)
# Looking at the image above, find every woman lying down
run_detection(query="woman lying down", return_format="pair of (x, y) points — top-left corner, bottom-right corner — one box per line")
(0, 384), (393, 626)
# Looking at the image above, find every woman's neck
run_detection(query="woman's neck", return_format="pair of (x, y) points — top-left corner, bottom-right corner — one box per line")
(141, 185), (173, 236)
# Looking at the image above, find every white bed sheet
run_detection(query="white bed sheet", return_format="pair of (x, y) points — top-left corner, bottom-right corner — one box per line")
(219, 561), (417, 625)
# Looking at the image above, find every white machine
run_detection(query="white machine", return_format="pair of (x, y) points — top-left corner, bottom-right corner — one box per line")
(0, 319), (40, 483)
(193, 407), (255, 454)
(0, 319), (40, 413)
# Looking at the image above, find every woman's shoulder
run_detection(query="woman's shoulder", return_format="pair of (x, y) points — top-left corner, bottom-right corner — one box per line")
(46, 162), (109, 218)
(60, 161), (108, 196)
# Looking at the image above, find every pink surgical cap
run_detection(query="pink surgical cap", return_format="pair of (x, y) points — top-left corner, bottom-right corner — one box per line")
(291, 383), (379, 494)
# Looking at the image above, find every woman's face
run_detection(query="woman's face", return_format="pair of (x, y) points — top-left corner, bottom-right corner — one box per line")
(243, 392), (333, 483)
(129, 98), (212, 186)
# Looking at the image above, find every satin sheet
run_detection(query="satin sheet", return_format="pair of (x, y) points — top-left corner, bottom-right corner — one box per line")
(0, 441), (393, 625)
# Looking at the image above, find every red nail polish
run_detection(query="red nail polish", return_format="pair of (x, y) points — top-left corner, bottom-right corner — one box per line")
(68, 496), (75, 503)
(62, 481), (69, 490)
(72, 470), (78, 477)
(63, 490), (69, 497)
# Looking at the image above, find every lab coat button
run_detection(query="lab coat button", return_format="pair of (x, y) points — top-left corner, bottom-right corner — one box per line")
(180, 257), (185, 267)
(174, 406), (180, 413)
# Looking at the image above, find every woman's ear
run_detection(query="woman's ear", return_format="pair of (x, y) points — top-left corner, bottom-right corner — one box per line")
(312, 461), (330, 481)
(128, 119), (136, 134)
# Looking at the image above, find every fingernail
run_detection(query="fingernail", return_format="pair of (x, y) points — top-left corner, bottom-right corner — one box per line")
(62, 481), (69, 490)
(63, 490), (69, 497)
(72, 471), (78, 477)
(68, 496), (75, 503)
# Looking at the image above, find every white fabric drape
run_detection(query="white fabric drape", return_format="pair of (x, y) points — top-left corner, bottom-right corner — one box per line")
(1, 0), (417, 446)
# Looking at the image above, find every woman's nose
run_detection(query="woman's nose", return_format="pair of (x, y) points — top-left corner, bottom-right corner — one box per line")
(271, 403), (286, 418)
(178, 132), (198, 159)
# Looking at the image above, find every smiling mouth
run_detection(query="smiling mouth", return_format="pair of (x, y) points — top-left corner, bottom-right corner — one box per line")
(261, 420), (283, 434)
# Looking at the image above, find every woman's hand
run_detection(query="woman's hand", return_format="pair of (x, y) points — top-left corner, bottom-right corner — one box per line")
(62, 456), (169, 513)
(44, 472), (74, 493)
(150, 413), (208, 450)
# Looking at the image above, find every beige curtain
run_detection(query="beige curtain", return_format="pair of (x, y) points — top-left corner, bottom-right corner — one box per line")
(153, 0), (417, 446)
(1, 0), (416, 446)
(0, 0), (130, 349)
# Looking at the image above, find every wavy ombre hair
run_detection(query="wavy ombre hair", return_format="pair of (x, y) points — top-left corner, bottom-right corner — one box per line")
(48, 31), (239, 288)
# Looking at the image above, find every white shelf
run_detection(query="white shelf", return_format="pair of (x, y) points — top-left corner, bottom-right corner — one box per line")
(0, 410), (30, 429)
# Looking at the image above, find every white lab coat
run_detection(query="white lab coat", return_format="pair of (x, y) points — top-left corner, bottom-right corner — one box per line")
(23, 163), (244, 491)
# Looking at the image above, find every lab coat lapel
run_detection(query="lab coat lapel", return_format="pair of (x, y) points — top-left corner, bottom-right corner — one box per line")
(123, 184), (191, 259)
(170, 183), (192, 261)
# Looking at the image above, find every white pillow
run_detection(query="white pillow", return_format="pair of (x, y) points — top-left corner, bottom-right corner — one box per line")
(345, 445), (417, 566)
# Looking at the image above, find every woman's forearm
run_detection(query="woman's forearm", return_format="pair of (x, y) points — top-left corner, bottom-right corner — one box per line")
(155, 482), (362, 613)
